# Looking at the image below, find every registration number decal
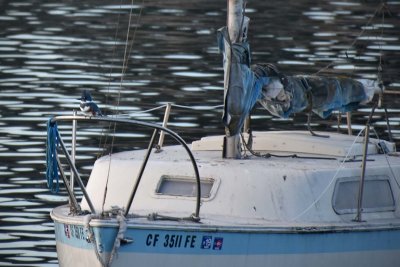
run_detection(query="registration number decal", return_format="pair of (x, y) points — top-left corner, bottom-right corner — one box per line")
(146, 233), (223, 250)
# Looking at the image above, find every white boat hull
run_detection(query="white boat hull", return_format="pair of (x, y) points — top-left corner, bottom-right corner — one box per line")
(52, 211), (400, 267)
(48, 121), (400, 267)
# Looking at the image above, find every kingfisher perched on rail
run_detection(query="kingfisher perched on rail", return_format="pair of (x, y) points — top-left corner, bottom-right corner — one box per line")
(78, 90), (103, 116)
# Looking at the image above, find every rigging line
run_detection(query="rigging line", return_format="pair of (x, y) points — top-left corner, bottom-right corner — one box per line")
(370, 127), (400, 190)
(114, 0), (141, 114)
(124, 0), (145, 72)
(98, 0), (125, 158)
(117, 104), (167, 117)
(113, 0), (144, 114)
(290, 127), (366, 221)
(129, 104), (167, 114)
(314, 3), (384, 75)
(120, 0), (136, 80)
(110, 0), (142, 141)
(375, 1), (389, 132)
(171, 104), (224, 110)
(102, 0), (144, 214)
(111, 104), (223, 119)
(377, 1), (386, 83)
(115, 103), (222, 122)
(383, 149), (400, 189)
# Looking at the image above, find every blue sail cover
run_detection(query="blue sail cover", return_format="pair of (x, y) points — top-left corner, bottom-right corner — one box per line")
(217, 27), (268, 136)
(218, 27), (376, 134)
(258, 74), (372, 119)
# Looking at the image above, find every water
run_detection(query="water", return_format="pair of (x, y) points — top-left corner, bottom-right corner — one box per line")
(0, 0), (399, 265)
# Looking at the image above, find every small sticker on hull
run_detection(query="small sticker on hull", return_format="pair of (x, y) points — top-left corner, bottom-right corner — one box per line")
(213, 237), (223, 250)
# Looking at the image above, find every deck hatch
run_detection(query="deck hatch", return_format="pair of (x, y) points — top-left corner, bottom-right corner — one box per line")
(333, 175), (395, 214)
(156, 175), (214, 198)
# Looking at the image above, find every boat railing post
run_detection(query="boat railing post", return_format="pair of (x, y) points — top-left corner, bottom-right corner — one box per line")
(157, 103), (172, 151)
(355, 104), (377, 222)
(355, 124), (370, 222)
(243, 116), (250, 134)
(57, 132), (96, 214)
(56, 156), (81, 213)
(70, 110), (77, 204)
(125, 129), (159, 216)
(346, 112), (352, 135)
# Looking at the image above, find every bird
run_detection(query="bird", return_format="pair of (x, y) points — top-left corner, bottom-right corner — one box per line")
(78, 90), (103, 116)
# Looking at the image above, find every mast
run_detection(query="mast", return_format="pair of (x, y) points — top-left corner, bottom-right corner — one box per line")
(227, 0), (244, 43)
(224, 0), (246, 159)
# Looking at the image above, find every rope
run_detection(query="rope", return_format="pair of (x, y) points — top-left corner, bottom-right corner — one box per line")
(83, 209), (128, 267)
(240, 132), (336, 160)
(84, 214), (108, 267)
(107, 211), (127, 265)
(46, 118), (60, 193)
(290, 127), (366, 221)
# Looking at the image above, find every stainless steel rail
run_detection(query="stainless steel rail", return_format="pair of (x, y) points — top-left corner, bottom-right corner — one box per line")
(50, 115), (202, 219)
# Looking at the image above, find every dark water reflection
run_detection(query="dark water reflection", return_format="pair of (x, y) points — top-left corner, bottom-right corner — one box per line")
(0, 0), (399, 265)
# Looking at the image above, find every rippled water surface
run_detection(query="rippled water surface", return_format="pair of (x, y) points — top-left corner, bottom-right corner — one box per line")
(0, 0), (399, 265)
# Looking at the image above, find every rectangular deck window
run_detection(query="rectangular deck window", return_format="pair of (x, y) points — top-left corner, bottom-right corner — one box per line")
(156, 176), (214, 198)
(333, 175), (395, 214)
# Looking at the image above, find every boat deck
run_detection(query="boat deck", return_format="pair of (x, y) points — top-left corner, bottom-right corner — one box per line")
(77, 131), (400, 226)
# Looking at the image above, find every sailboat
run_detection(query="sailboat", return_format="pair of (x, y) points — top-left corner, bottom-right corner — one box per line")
(48, 1), (400, 266)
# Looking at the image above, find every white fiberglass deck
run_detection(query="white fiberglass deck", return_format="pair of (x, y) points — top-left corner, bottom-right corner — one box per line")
(80, 131), (400, 224)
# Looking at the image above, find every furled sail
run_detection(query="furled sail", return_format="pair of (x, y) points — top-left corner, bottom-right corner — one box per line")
(218, 26), (267, 136)
(218, 25), (380, 136)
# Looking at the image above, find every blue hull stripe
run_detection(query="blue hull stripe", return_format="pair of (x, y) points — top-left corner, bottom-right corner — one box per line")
(54, 222), (400, 255)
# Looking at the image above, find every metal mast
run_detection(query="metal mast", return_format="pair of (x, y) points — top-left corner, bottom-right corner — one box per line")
(224, 0), (246, 159)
